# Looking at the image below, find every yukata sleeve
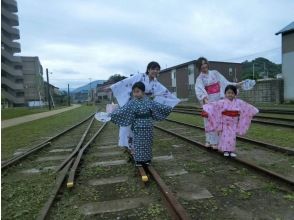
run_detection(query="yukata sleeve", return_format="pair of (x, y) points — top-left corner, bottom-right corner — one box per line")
(217, 70), (237, 87)
(203, 101), (223, 132)
(110, 101), (135, 127)
(216, 70), (238, 98)
(195, 77), (208, 102)
(110, 73), (142, 107)
(153, 82), (181, 107)
(150, 101), (173, 121)
(236, 99), (259, 136)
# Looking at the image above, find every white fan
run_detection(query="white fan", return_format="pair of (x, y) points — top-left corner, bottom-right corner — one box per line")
(95, 112), (111, 122)
(242, 79), (256, 90)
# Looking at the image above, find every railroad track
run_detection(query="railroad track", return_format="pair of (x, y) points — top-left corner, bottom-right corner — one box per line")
(2, 109), (192, 219)
(155, 120), (294, 189)
(175, 107), (294, 122)
(36, 121), (191, 220)
(1, 112), (102, 219)
(2, 113), (293, 219)
(1, 113), (95, 170)
(149, 128), (294, 219)
(36, 117), (294, 219)
(175, 105), (294, 115)
(173, 109), (294, 129)
(165, 118), (294, 155)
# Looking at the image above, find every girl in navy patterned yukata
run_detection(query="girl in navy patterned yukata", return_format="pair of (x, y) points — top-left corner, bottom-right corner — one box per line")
(110, 82), (172, 166)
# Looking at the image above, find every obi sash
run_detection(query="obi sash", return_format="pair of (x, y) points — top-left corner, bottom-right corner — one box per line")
(205, 82), (220, 94)
(145, 92), (153, 96)
(135, 112), (152, 119)
(200, 111), (208, 118)
(222, 110), (240, 117)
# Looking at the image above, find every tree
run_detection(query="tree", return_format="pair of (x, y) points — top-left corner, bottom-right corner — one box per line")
(241, 57), (281, 80)
(107, 74), (127, 83)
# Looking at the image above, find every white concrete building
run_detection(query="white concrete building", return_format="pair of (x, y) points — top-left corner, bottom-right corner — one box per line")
(276, 22), (294, 102)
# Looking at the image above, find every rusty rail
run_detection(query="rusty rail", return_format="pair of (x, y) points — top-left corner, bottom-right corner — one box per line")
(165, 118), (294, 155)
(155, 125), (294, 188)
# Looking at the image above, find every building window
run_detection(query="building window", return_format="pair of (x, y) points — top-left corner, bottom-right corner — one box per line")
(229, 67), (233, 76)
(15, 79), (23, 83)
(171, 69), (176, 79)
(188, 64), (194, 75)
(171, 69), (176, 88)
(188, 64), (195, 86)
(16, 92), (24, 97)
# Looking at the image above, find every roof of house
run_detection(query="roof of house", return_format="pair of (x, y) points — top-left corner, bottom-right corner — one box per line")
(276, 21), (294, 35)
(97, 82), (115, 92)
(44, 81), (59, 89)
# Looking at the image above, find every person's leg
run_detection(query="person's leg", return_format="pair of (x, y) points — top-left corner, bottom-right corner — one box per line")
(220, 117), (237, 156)
(133, 126), (153, 165)
(209, 131), (219, 150)
(204, 118), (211, 147)
(119, 126), (133, 149)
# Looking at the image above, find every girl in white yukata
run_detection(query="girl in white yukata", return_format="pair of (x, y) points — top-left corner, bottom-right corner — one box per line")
(195, 57), (244, 150)
(203, 85), (259, 157)
(110, 61), (180, 150)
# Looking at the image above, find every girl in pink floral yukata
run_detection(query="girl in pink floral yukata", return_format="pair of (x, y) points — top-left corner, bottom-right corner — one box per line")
(203, 85), (259, 157)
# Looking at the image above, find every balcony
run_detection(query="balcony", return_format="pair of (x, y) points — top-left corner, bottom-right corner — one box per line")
(2, 0), (18, 13)
(1, 76), (24, 90)
(1, 22), (20, 39)
(1, 35), (21, 53)
(1, 63), (23, 77)
(1, 90), (24, 105)
(1, 7), (19, 26)
(1, 49), (22, 63)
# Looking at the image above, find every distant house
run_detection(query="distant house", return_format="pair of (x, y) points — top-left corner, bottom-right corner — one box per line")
(72, 80), (106, 103)
(96, 82), (114, 102)
(276, 21), (294, 102)
(158, 60), (242, 99)
(73, 90), (88, 103)
(44, 82), (60, 107)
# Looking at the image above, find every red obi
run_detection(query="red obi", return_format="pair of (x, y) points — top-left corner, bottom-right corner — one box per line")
(222, 111), (240, 117)
(205, 82), (220, 94)
(201, 111), (208, 118)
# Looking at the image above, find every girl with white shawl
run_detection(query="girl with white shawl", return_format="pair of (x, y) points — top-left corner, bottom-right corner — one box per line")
(111, 61), (180, 149)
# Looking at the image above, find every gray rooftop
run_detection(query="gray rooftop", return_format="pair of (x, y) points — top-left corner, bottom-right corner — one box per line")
(276, 21), (294, 35)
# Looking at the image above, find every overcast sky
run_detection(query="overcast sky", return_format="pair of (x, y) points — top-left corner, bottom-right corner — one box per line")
(17, 0), (294, 88)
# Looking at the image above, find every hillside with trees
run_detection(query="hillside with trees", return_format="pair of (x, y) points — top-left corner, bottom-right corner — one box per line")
(241, 57), (281, 80)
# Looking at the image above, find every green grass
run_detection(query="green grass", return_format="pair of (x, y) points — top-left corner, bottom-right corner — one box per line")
(168, 112), (294, 149)
(1, 105), (97, 160)
(1, 106), (68, 120)
(2, 173), (57, 220)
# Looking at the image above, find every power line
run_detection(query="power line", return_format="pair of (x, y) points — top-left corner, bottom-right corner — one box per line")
(222, 47), (281, 62)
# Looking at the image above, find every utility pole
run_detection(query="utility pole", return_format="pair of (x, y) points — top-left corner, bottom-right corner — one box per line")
(264, 62), (268, 78)
(46, 68), (51, 110)
(252, 62), (255, 80)
(234, 67), (237, 82)
(263, 62), (265, 78)
(68, 84), (70, 106)
(88, 78), (92, 104)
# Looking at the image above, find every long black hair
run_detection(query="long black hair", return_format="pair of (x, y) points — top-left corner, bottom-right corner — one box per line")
(145, 61), (161, 75)
(132, 81), (145, 92)
(225, 85), (237, 95)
